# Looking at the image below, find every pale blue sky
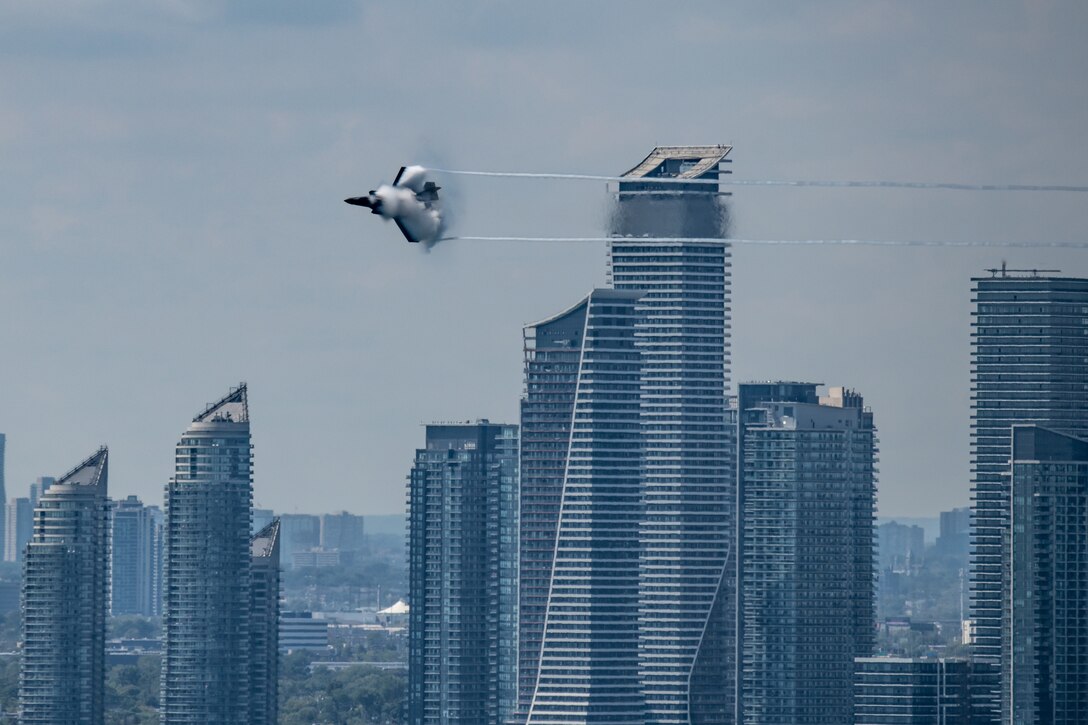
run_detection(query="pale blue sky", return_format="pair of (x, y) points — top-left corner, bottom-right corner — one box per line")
(1, 1), (1085, 515)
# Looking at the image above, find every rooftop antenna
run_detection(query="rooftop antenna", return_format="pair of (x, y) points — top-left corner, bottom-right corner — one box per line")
(985, 262), (1061, 278)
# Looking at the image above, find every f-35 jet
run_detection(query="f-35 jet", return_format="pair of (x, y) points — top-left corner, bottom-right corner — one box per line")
(345, 165), (443, 244)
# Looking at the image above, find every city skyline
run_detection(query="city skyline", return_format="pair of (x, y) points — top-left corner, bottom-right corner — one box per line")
(3, 4), (1088, 517)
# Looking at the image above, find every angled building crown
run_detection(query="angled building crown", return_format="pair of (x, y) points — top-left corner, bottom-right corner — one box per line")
(251, 519), (280, 559)
(193, 382), (249, 423)
(56, 446), (108, 488)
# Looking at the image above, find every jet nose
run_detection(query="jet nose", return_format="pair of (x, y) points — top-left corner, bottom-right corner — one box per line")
(344, 196), (369, 207)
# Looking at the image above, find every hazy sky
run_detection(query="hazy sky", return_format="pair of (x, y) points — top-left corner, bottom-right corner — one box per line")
(1, 2), (1086, 516)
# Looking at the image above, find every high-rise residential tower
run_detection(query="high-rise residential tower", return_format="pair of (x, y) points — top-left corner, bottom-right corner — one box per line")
(737, 384), (876, 724)
(408, 421), (518, 725)
(970, 271), (1088, 667)
(20, 447), (110, 725)
(161, 384), (253, 724)
(110, 495), (163, 617)
(1005, 426), (1088, 724)
(249, 519), (281, 725)
(609, 145), (735, 724)
(519, 289), (645, 724)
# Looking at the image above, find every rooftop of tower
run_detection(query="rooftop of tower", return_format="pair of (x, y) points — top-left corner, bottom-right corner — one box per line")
(620, 145), (732, 180)
(193, 382), (249, 423)
(251, 519), (280, 558)
(56, 446), (108, 487)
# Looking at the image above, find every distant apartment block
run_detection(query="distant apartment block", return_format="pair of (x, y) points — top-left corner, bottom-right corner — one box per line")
(738, 383), (876, 724)
(320, 510), (365, 553)
(1005, 426), (1088, 724)
(935, 506), (971, 558)
(20, 448), (110, 725)
(408, 421), (518, 725)
(279, 513), (320, 567)
(110, 495), (163, 617)
(29, 476), (55, 509)
(878, 521), (926, 571)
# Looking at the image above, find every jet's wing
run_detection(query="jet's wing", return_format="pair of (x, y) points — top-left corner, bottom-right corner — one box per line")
(392, 166), (407, 186)
(394, 218), (421, 244)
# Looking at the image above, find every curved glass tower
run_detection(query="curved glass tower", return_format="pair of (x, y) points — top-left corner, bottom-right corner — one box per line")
(20, 447), (110, 725)
(520, 289), (646, 724)
(161, 385), (253, 724)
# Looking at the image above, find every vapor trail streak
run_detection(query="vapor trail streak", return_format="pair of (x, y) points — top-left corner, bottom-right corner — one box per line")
(428, 169), (1088, 193)
(445, 236), (1088, 248)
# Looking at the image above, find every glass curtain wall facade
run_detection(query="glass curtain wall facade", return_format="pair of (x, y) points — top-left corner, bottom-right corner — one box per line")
(739, 385), (876, 724)
(161, 385), (253, 724)
(20, 447), (110, 725)
(521, 289), (646, 724)
(608, 146), (734, 725)
(1006, 426), (1088, 725)
(407, 422), (519, 725)
(970, 273), (1088, 666)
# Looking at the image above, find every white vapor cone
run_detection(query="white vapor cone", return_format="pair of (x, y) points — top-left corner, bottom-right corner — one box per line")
(351, 165), (444, 246)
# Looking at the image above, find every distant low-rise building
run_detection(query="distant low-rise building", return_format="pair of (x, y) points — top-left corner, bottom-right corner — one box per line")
(291, 547), (341, 568)
(280, 612), (328, 652)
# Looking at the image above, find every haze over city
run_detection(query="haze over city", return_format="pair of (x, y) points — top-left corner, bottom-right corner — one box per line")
(2, 1), (1086, 519)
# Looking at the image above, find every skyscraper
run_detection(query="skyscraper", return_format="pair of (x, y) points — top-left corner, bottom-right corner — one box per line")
(20, 447), (110, 725)
(161, 384), (253, 724)
(738, 383), (876, 724)
(249, 519), (281, 725)
(3, 497), (31, 563)
(970, 271), (1088, 666)
(520, 289), (645, 724)
(1005, 425), (1088, 724)
(609, 145), (735, 724)
(110, 495), (162, 616)
(408, 421), (518, 725)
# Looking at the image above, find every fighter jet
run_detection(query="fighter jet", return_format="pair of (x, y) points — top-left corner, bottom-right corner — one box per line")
(345, 165), (443, 244)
